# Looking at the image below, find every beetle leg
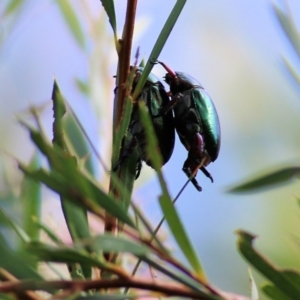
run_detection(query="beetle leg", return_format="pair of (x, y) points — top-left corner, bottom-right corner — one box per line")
(135, 160), (142, 179)
(165, 93), (181, 113)
(182, 133), (205, 192)
(152, 93), (181, 118)
(200, 167), (213, 183)
(189, 132), (205, 161)
(191, 177), (202, 191)
(182, 159), (202, 191)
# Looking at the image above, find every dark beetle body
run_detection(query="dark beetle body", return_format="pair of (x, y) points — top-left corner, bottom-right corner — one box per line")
(168, 72), (220, 162)
(115, 67), (175, 178)
(158, 62), (221, 191)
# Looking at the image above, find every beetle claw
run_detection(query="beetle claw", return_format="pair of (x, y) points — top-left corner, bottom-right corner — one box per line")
(191, 177), (202, 192)
(150, 59), (159, 65)
(135, 160), (142, 179)
(182, 162), (202, 192)
(201, 167), (214, 183)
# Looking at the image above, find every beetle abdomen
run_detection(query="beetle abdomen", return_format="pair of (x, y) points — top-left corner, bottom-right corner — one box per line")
(191, 88), (220, 161)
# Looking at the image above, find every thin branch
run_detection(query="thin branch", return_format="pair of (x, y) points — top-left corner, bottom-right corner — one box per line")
(106, 0), (138, 260)
(0, 268), (43, 300)
(115, 0), (138, 123)
(0, 278), (216, 299)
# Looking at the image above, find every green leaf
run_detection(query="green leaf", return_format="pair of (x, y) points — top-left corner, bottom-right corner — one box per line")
(130, 201), (167, 253)
(112, 97), (133, 168)
(33, 220), (61, 244)
(79, 234), (207, 294)
(100, 0), (117, 43)
(282, 56), (300, 87)
(0, 232), (42, 280)
(111, 84), (136, 213)
(0, 207), (30, 244)
(0, 294), (14, 300)
(159, 193), (207, 283)
(138, 101), (163, 172)
(20, 118), (135, 230)
(137, 102), (206, 280)
(262, 283), (293, 300)
(236, 230), (300, 299)
(75, 77), (89, 95)
(228, 166), (300, 193)
(116, 152), (139, 214)
(111, 97), (136, 212)
(3, 0), (23, 17)
(21, 152), (41, 245)
(132, 0), (186, 100)
(52, 80), (67, 149)
(26, 241), (110, 270)
(138, 102), (169, 195)
(75, 295), (136, 300)
(52, 80), (91, 278)
(64, 113), (95, 176)
(55, 0), (85, 49)
(273, 4), (300, 59)
(78, 233), (152, 256)
(19, 162), (135, 228)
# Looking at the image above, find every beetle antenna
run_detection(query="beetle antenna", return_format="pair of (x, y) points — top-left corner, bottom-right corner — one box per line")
(155, 61), (177, 78)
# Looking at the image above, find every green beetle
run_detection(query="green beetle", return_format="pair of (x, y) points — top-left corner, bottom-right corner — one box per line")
(114, 67), (175, 178)
(155, 61), (221, 191)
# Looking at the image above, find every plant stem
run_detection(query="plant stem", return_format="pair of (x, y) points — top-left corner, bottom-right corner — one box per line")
(105, 0), (138, 251)
(0, 278), (222, 300)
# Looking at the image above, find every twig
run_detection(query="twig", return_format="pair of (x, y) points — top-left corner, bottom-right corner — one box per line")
(0, 277), (216, 299)
(105, 0), (138, 249)
(0, 268), (43, 300)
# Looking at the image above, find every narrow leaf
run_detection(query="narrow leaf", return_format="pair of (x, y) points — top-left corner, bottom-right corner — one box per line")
(262, 283), (292, 300)
(273, 4), (300, 59)
(100, 0), (117, 42)
(52, 80), (91, 279)
(55, 0), (85, 49)
(159, 194), (207, 282)
(78, 234), (152, 256)
(228, 167), (300, 193)
(79, 234), (207, 293)
(0, 294), (14, 300)
(236, 230), (300, 299)
(132, 0), (186, 99)
(19, 162), (135, 228)
(111, 97), (133, 167)
(75, 77), (89, 95)
(0, 232), (42, 280)
(27, 241), (110, 270)
(3, 0), (23, 17)
(130, 201), (167, 253)
(33, 220), (61, 244)
(282, 56), (300, 87)
(64, 113), (95, 177)
(0, 208), (30, 244)
(76, 294), (136, 300)
(138, 102), (168, 195)
(21, 152), (41, 245)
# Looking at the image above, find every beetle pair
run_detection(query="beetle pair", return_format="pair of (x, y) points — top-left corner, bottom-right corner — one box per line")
(114, 62), (221, 191)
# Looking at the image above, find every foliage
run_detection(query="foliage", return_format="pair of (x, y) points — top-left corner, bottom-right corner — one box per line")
(228, 3), (300, 299)
(1, 1), (300, 300)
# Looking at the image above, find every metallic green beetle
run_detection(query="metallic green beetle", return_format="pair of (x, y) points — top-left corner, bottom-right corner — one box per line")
(114, 66), (175, 178)
(155, 61), (221, 191)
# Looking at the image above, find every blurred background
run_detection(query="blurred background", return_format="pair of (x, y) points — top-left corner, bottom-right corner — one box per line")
(1, 0), (300, 298)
